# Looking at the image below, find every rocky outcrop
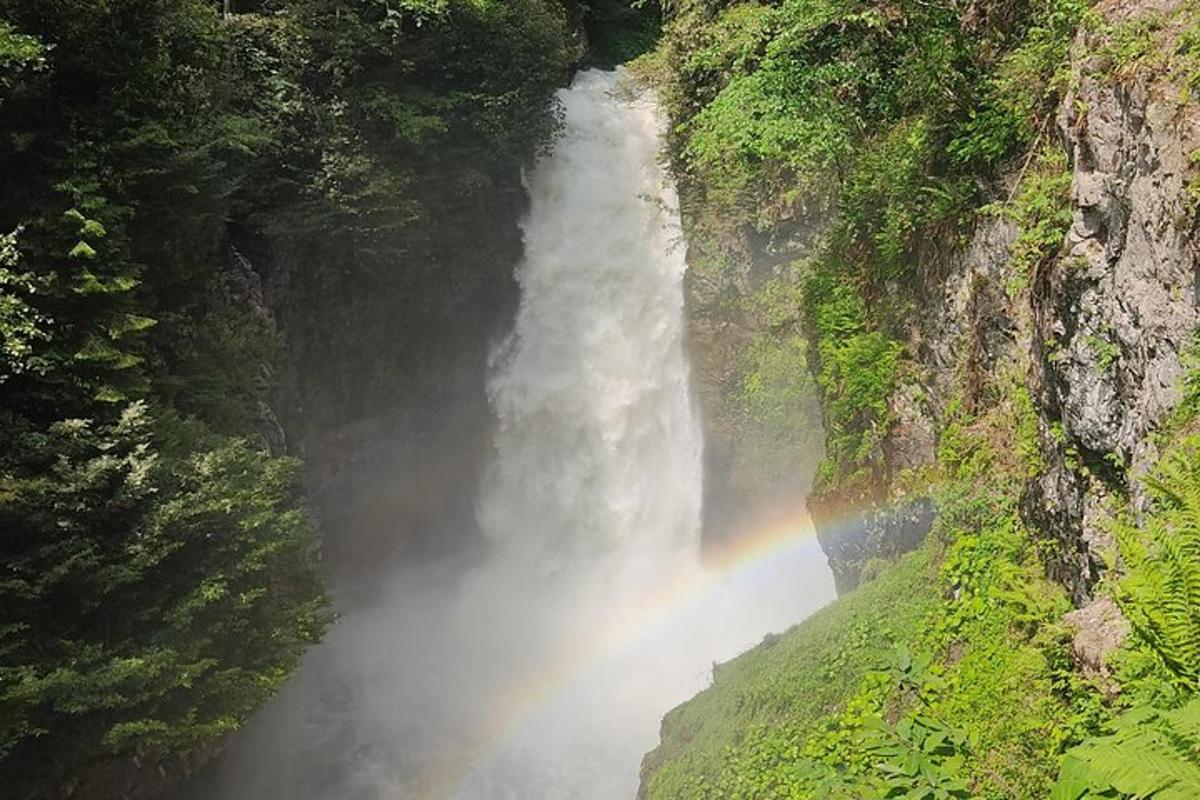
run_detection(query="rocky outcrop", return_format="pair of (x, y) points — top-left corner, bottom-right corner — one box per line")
(914, 217), (1020, 418)
(809, 3), (1200, 596)
(1064, 596), (1130, 683)
(815, 497), (935, 593)
(809, 215), (1020, 592)
(682, 215), (826, 549)
(1026, 6), (1200, 600)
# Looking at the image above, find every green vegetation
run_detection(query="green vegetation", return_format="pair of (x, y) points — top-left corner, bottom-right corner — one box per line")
(1117, 439), (1200, 690)
(1086, 332), (1122, 373)
(1051, 427), (1200, 797)
(645, 383), (1087, 798)
(987, 146), (1074, 296)
(584, 0), (663, 66)
(1056, 695), (1200, 796)
(804, 267), (903, 491)
(0, 406), (329, 764)
(649, 360), (1200, 797)
(1055, 700), (1200, 799)
(647, 337), (1200, 798)
(643, 548), (940, 797)
(0, 0), (573, 794)
(638, 0), (1089, 498)
(640, 1), (1200, 797)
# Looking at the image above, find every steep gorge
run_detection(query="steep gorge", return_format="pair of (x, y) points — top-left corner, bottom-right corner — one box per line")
(8, 0), (1200, 797)
(0, 2), (574, 796)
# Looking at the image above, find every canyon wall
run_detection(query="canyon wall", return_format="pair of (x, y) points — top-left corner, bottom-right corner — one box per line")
(675, 0), (1200, 594)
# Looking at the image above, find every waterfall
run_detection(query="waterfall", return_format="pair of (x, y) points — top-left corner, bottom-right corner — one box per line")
(199, 69), (834, 800)
(479, 69), (702, 575)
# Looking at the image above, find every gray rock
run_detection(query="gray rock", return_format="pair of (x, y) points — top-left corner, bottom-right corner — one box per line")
(1028, 32), (1200, 596)
(1063, 596), (1130, 682)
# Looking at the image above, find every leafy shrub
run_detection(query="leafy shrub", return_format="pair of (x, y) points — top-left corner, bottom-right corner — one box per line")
(1054, 699), (1200, 800)
(1114, 435), (1200, 686)
(986, 145), (1074, 295)
(948, 0), (1090, 165)
(804, 268), (903, 487)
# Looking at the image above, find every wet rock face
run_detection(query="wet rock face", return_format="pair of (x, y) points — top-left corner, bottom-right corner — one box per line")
(917, 217), (1020, 419)
(811, 217), (1017, 595)
(1028, 38), (1200, 598)
(817, 497), (935, 594)
(683, 213), (827, 549)
(265, 166), (526, 582)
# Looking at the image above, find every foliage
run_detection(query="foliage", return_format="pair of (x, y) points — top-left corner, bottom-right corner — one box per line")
(947, 0), (1089, 165)
(1086, 332), (1121, 373)
(1054, 699), (1200, 799)
(642, 0), (1200, 798)
(1113, 435), (1200, 686)
(803, 268), (903, 490)
(0, 404), (331, 772)
(0, 227), (50, 381)
(645, 360), (1083, 799)
(585, 0), (662, 67)
(735, 268), (824, 496)
(0, 19), (44, 96)
(0, 0), (574, 794)
(647, 0), (1093, 494)
(985, 145), (1074, 296)
(860, 712), (973, 800)
(1044, 339), (1200, 798)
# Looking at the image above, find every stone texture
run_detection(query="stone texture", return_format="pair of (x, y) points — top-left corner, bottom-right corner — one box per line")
(817, 497), (936, 594)
(1027, 22), (1200, 599)
(1063, 596), (1131, 682)
(811, 215), (1019, 594)
(916, 216), (1020, 418)
(682, 205), (828, 548)
(809, 14), (1200, 597)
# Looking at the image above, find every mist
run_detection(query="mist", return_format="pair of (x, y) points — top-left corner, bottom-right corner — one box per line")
(198, 69), (836, 800)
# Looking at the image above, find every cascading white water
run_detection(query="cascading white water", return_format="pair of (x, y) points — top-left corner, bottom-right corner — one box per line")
(202, 69), (834, 800)
(480, 69), (702, 575)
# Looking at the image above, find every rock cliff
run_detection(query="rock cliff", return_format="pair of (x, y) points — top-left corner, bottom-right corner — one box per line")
(683, 0), (1200, 593)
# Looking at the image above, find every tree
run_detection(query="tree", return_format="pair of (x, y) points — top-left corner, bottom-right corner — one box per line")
(0, 404), (331, 794)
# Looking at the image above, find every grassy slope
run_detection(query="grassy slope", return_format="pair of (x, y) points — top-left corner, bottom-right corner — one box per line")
(643, 550), (938, 797)
(641, 362), (1092, 798)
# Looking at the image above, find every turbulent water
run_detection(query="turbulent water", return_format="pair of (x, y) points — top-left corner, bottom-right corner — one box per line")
(202, 69), (835, 800)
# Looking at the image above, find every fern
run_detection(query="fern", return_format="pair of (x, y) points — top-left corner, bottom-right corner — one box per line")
(1116, 437), (1200, 685)
(1052, 437), (1200, 798)
(1053, 699), (1200, 799)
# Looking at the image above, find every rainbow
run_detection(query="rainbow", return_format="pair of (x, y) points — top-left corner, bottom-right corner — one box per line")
(405, 504), (834, 799)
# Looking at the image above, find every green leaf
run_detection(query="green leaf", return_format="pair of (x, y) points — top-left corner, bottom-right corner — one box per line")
(69, 240), (97, 259)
